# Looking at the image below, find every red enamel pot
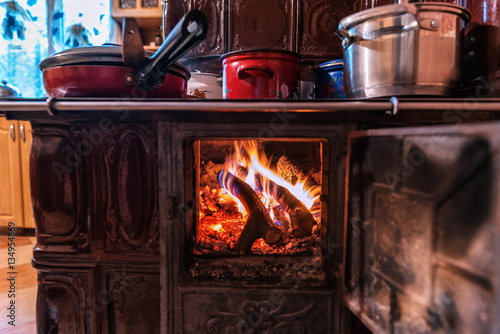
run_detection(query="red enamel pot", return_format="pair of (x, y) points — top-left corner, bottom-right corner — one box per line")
(220, 49), (302, 99)
(39, 10), (207, 98)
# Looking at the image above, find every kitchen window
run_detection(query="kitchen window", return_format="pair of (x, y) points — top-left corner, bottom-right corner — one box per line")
(0, 0), (116, 97)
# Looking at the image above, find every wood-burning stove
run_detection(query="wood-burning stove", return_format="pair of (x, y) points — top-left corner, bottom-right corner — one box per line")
(4, 98), (500, 333)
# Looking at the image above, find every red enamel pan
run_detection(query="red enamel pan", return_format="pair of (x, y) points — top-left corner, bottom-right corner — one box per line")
(39, 10), (207, 98)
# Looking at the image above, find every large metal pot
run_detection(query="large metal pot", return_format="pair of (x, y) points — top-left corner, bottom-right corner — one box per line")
(39, 10), (207, 98)
(338, 3), (470, 98)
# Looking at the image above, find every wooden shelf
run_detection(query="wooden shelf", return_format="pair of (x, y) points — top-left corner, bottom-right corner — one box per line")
(111, 0), (162, 19)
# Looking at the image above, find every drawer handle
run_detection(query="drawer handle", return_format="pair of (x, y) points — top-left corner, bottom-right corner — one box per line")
(9, 123), (15, 142)
(20, 124), (25, 142)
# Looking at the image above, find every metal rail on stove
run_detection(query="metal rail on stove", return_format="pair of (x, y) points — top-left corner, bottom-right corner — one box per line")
(1, 97), (500, 120)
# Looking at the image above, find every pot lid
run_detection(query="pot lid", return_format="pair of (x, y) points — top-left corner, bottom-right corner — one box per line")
(414, 3), (470, 21)
(191, 70), (221, 77)
(181, 55), (221, 64)
(339, 4), (418, 30)
(0, 80), (21, 98)
(317, 59), (343, 69)
(339, 2), (470, 30)
(40, 45), (125, 70)
(220, 49), (303, 62)
(38, 44), (177, 70)
(39, 44), (190, 79)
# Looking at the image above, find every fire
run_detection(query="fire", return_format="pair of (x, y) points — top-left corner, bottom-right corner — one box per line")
(221, 140), (320, 220)
(196, 140), (322, 255)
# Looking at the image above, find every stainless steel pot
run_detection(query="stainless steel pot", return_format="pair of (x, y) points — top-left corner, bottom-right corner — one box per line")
(339, 3), (470, 98)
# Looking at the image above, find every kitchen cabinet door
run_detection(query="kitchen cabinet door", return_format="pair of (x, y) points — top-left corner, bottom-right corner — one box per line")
(0, 117), (23, 228)
(20, 121), (34, 229)
(344, 122), (500, 334)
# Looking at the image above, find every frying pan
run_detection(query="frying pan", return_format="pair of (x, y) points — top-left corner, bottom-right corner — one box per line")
(39, 10), (208, 98)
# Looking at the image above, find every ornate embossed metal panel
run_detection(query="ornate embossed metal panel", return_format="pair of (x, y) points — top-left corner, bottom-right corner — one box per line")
(193, 0), (225, 55)
(298, 0), (358, 57)
(163, 0), (190, 42)
(228, 0), (294, 51)
(101, 123), (159, 255)
(345, 124), (500, 334)
(180, 290), (334, 333)
(104, 268), (160, 334)
(30, 123), (90, 252)
(36, 269), (96, 334)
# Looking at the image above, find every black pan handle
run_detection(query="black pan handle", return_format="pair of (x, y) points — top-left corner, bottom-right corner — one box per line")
(135, 9), (208, 91)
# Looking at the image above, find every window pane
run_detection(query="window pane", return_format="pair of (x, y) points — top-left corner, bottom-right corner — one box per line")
(0, 0), (113, 97)
(0, 0), (47, 97)
(52, 0), (112, 52)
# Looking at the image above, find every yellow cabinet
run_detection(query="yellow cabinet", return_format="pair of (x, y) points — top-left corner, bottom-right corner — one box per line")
(0, 117), (34, 229)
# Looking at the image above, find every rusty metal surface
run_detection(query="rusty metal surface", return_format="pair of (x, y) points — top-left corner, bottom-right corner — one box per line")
(1, 98), (500, 128)
(345, 123), (500, 334)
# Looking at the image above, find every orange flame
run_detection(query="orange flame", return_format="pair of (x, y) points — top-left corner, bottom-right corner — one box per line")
(220, 141), (320, 222)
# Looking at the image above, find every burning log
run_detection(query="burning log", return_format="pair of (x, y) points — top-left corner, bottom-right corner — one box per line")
(260, 175), (316, 238)
(218, 170), (282, 254)
(277, 156), (319, 190)
(272, 206), (291, 232)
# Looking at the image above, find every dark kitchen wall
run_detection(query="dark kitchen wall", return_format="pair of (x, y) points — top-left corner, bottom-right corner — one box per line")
(164, 0), (361, 79)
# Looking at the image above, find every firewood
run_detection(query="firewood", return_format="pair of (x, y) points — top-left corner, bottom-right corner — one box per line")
(277, 156), (318, 190)
(218, 170), (282, 254)
(260, 174), (316, 237)
(272, 206), (291, 232)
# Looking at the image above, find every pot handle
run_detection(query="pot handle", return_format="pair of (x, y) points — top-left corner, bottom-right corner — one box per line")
(338, 4), (419, 48)
(339, 15), (419, 48)
(122, 18), (145, 67)
(237, 64), (275, 79)
(135, 10), (208, 90)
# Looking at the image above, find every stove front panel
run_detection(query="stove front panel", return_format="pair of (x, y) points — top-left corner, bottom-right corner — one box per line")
(159, 121), (350, 333)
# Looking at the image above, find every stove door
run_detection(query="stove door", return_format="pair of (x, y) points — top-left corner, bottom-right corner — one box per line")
(344, 123), (500, 334)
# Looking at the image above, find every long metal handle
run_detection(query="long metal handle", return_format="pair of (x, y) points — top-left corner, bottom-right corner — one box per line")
(20, 123), (25, 142)
(9, 123), (15, 142)
(340, 13), (419, 48)
(338, 3), (419, 48)
(339, 3), (417, 30)
(136, 10), (207, 90)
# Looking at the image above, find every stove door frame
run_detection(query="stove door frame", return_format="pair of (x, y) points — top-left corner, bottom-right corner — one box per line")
(158, 121), (352, 334)
(344, 122), (500, 334)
